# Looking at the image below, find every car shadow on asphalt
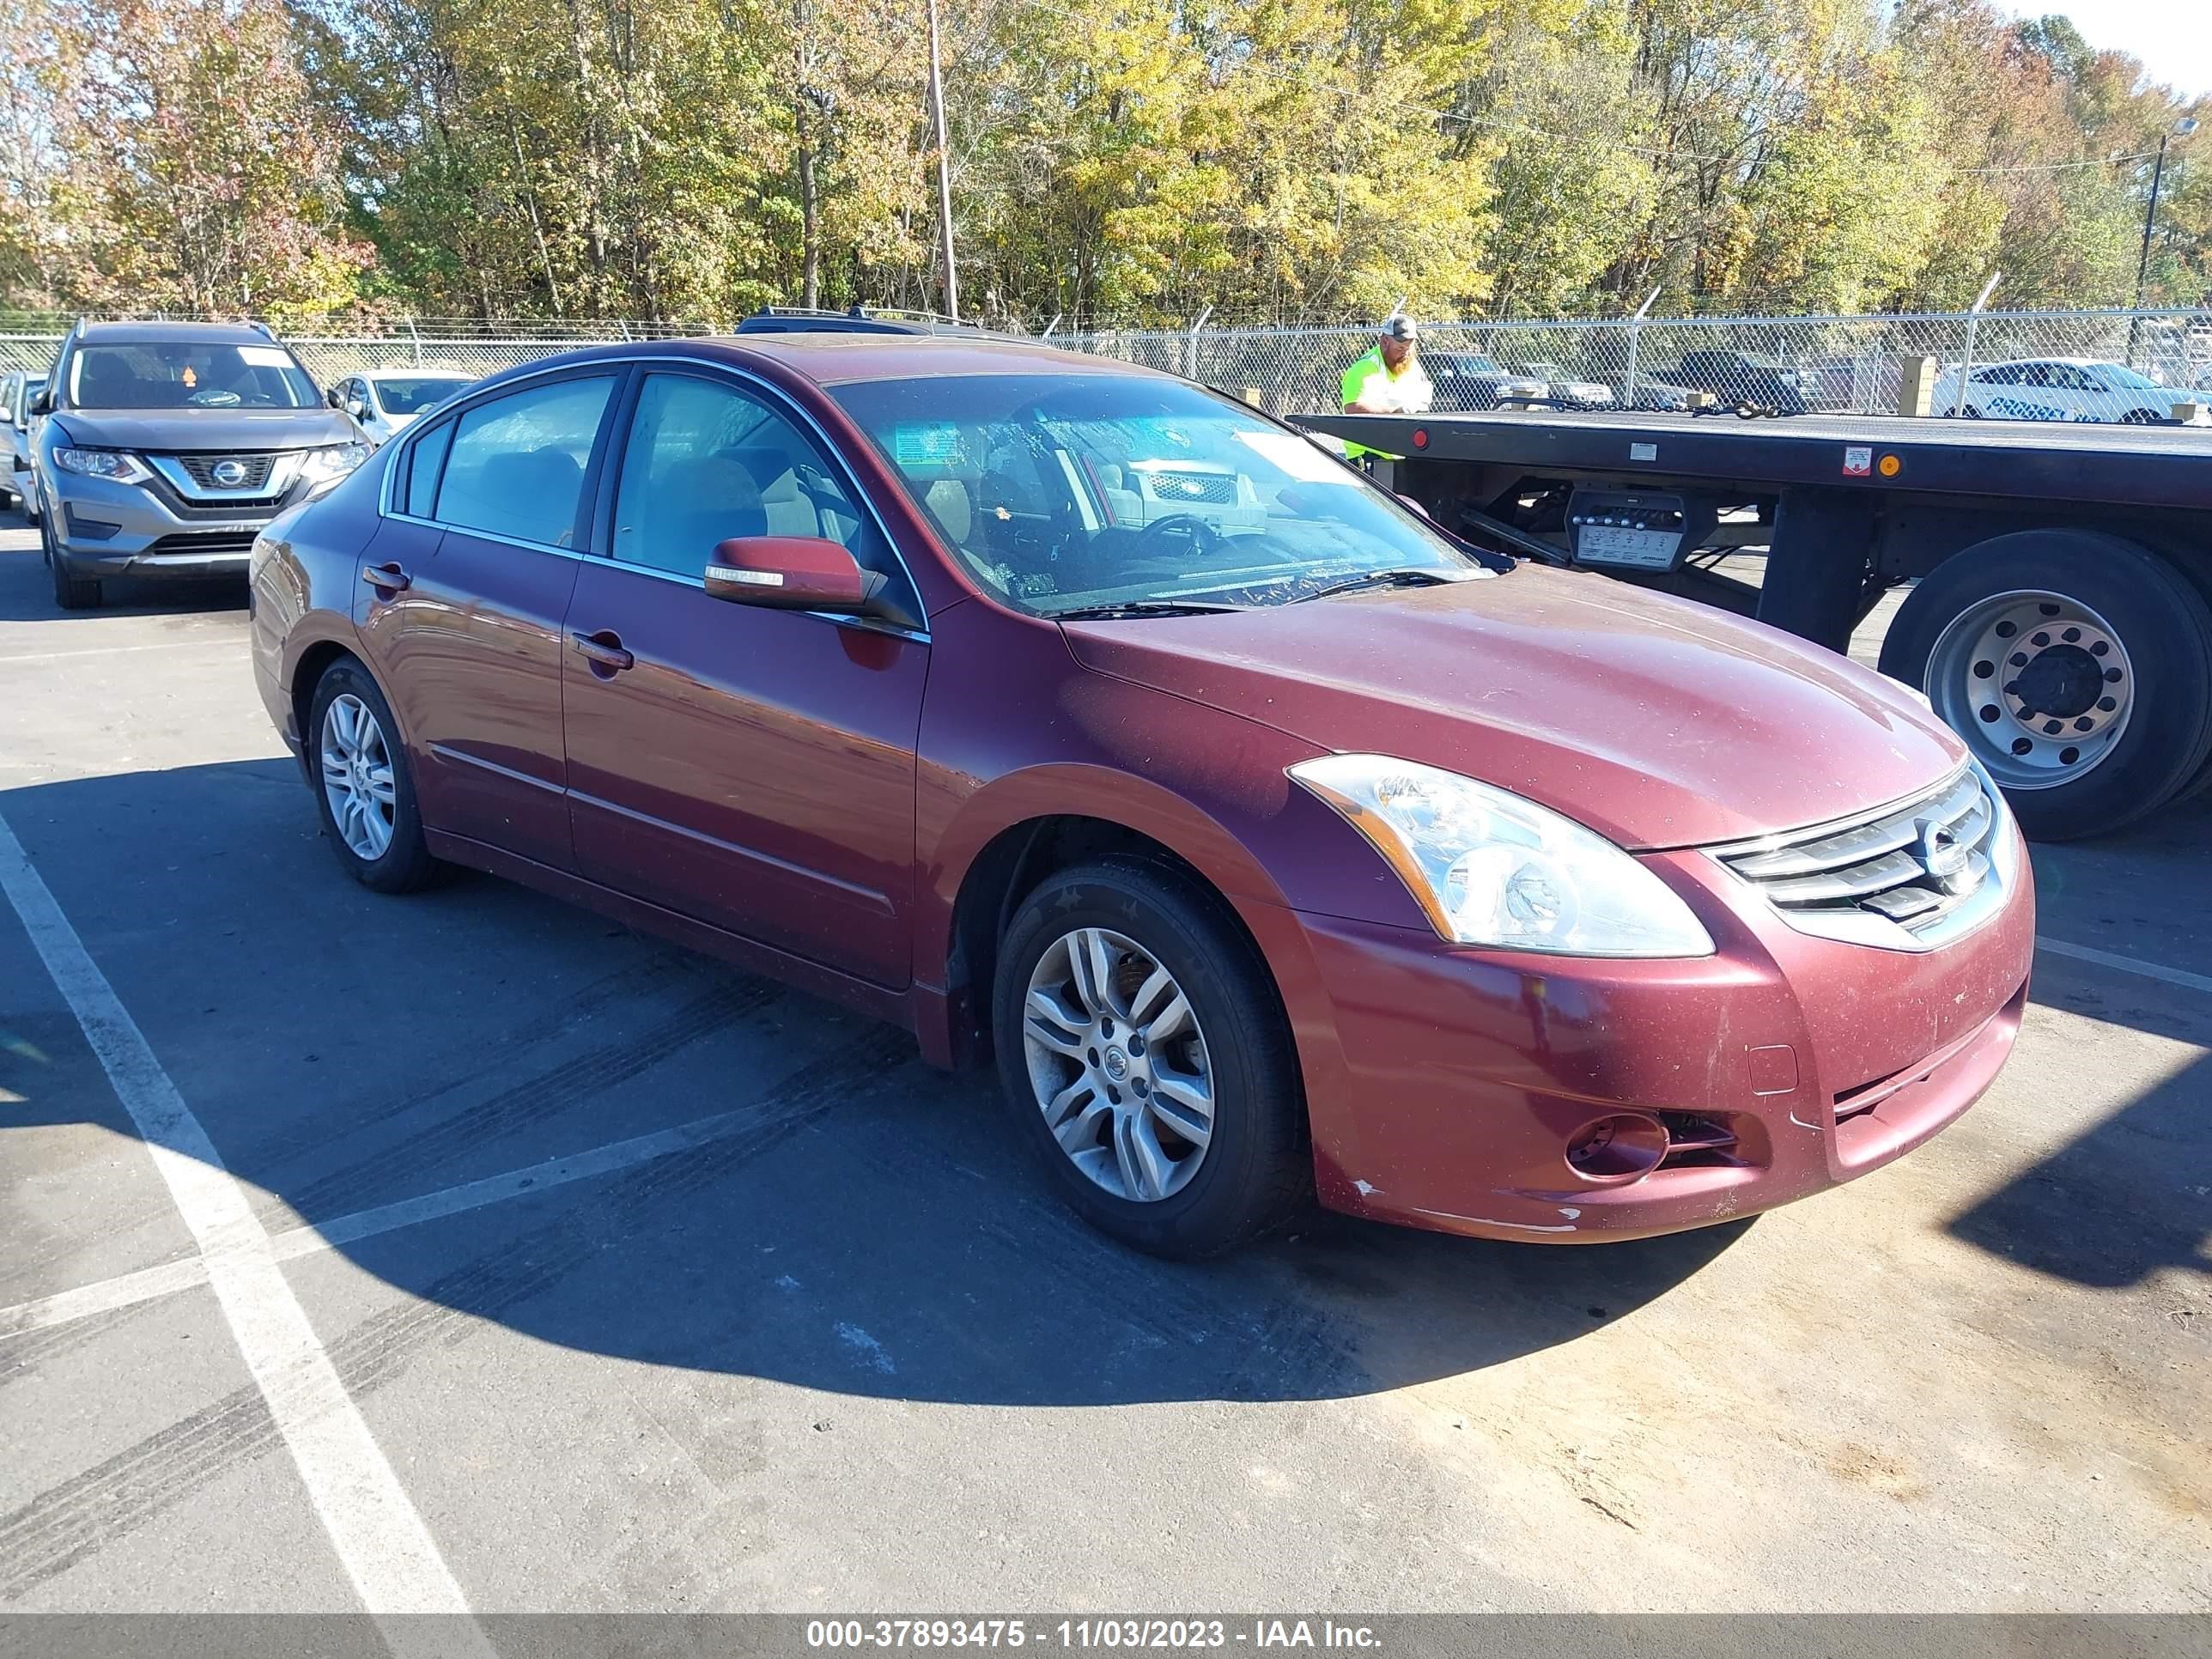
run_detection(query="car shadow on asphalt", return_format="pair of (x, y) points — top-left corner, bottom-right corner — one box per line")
(1, 757), (1760, 1408)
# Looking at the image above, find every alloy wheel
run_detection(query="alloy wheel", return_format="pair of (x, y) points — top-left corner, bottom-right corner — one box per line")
(1021, 926), (1215, 1203)
(319, 693), (398, 860)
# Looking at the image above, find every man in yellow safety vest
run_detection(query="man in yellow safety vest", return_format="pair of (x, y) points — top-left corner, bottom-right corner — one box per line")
(1339, 314), (1432, 462)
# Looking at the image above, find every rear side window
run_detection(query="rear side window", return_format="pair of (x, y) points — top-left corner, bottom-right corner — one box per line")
(433, 375), (616, 547)
(404, 420), (456, 518)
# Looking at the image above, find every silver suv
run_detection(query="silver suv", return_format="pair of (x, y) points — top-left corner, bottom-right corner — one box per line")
(29, 320), (369, 609)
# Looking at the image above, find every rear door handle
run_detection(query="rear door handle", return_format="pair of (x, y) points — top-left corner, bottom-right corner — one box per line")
(570, 630), (635, 672)
(362, 562), (410, 592)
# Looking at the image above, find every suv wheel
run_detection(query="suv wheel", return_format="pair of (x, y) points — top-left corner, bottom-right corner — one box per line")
(41, 513), (100, 610)
(307, 659), (444, 892)
(992, 859), (1308, 1257)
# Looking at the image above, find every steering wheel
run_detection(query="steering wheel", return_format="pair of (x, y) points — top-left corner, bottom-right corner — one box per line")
(1133, 513), (1225, 558)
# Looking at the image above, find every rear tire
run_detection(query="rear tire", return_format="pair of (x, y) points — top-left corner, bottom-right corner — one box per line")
(41, 514), (100, 610)
(1880, 531), (2212, 840)
(306, 658), (445, 892)
(991, 858), (1309, 1258)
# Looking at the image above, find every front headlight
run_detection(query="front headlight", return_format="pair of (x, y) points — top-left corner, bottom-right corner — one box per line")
(1288, 755), (1717, 957)
(53, 447), (152, 483)
(298, 442), (371, 499)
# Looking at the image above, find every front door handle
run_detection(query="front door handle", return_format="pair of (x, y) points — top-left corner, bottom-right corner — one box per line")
(361, 562), (410, 592)
(570, 629), (635, 673)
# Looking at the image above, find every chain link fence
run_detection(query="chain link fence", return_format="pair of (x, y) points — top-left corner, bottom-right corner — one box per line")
(1067, 308), (2212, 420)
(5, 307), (2210, 421)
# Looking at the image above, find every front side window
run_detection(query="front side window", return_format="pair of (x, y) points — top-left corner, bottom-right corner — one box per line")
(831, 373), (1485, 617)
(374, 377), (470, 416)
(433, 375), (616, 547)
(610, 373), (899, 595)
(68, 342), (319, 410)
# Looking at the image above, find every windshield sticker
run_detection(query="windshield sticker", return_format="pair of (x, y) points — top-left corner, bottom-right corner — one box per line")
(238, 345), (295, 368)
(892, 421), (963, 467)
(1235, 428), (1355, 483)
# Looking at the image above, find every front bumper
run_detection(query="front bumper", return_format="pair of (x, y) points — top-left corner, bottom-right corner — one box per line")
(1253, 829), (2035, 1243)
(45, 468), (303, 579)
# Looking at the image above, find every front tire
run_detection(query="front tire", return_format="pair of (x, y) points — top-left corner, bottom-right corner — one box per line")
(41, 514), (100, 610)
(1881, 531), (2212, 840)
(307, 659), (444, 891)
(992, 859), (1308, 1258)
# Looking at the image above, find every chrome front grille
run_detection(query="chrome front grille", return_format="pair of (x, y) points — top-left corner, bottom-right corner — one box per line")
(1711, 767), (2013, 951)
(1147, 471), (1237, 504)
(176, 453), (276, 489)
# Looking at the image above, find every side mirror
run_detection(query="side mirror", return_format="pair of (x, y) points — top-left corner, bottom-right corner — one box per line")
(27, 387), (51, 417)
(704, 535), (885, 616)
(344, 398), (368, 420)
(325, 387), (341, 408)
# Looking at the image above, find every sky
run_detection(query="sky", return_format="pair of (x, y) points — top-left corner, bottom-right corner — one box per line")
(1998, 1), (2212, 99)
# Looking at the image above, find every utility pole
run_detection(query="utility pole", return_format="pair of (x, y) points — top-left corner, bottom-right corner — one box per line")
(2128, 118), (2196, 367)
(926, 0), (958, 321)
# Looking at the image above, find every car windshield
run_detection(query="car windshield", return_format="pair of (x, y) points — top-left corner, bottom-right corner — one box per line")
(2098, 365), (2164, 392)
(70, 342), (319, 410)
(373, 376), (470, 416)
(831, 374), (1487, 615)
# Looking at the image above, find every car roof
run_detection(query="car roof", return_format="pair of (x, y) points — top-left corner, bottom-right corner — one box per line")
(489, 332), (1149, 391)
(73, 319), (288, 347)
(360, 367), (476, 379)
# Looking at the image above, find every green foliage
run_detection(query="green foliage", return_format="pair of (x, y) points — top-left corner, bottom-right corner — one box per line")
(0, 0), (2203, 322)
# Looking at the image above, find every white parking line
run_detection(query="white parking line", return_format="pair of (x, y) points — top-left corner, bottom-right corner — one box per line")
(2036, 935), (2212, 999)
(0, 638), (234, 665)
(0, 807), (492, 1658)
(0, 1088), (814, 1341)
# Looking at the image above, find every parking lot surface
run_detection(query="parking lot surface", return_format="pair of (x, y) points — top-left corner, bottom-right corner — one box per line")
(1, 520), (2206, 1616)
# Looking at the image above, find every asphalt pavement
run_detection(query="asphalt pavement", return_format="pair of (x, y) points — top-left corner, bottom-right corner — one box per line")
(1, 520), (2205, 1619)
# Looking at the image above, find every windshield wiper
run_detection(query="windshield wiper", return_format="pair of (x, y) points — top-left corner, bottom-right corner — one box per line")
(1048, 599), (1250, 621)
(1285, 568), (1470, 604)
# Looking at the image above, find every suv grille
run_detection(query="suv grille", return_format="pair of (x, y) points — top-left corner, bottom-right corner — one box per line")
(174, 453), (277, 490)
(1713, 769), (1999, 945)
(1146, 471), (1237, 505)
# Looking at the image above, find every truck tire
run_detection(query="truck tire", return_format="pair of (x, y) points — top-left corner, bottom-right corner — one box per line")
(1880, 530), (2212, 841)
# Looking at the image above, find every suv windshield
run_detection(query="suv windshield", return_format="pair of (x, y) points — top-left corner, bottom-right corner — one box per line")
(69, 342), (320, 410)
(373, 376), (468, 416)
(831, 374), (1484, 615)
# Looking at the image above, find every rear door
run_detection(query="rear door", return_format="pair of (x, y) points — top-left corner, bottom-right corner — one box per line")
(560, 367), (927, 988)
(360, 368), (623, 870)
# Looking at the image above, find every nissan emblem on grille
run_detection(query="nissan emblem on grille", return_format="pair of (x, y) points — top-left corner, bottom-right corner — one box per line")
(210, 459), (248, 487)
(1914, 816), (1980, 894)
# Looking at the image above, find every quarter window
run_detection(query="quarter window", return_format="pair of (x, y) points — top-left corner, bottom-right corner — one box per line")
(404, 420), (456, 518)
(611, 373), (903, 600)
(433, 374), (616, 547)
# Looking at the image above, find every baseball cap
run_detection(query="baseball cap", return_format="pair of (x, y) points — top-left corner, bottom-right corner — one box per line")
(1382, 314), (1418, 342)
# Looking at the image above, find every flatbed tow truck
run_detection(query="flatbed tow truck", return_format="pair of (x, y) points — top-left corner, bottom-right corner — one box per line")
(1296, 407), (2212, 839)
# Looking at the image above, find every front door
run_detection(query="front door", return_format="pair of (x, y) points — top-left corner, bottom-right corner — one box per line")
(362, 369), (620, 870)
(561, 368), (927, 988)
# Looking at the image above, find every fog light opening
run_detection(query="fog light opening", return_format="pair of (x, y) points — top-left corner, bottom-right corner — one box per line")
(1565, 1113), (1669, 1184)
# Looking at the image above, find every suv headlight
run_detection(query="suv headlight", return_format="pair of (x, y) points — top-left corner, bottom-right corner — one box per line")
(1289, 754), (1717, 957)
(299, 442), (372, 498)
(53, 447), (152, 484)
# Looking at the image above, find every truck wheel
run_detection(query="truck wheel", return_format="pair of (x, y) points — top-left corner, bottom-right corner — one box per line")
(1881, 531), (2212, 840)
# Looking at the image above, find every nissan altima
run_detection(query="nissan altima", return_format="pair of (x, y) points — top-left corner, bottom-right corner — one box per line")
(249, 335), (2033, 1257)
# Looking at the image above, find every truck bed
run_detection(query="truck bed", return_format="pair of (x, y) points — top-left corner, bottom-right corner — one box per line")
(1296, 410), (2212, 512)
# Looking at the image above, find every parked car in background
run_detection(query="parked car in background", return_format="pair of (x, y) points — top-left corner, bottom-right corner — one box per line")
(1429, 352), (1614, 411)
(1, 368), (46, 517)
(251, 333), (2030, 1258)
(1666, 349), (1810, 414)
(31, 319), (369, 609)
(1934, 358), (2180, 424)
(1426, 351), (1548, 410)
(1515, 360), (1618, 409)
(329, 368), (477, 447)
(1626, 378), (1717, 413)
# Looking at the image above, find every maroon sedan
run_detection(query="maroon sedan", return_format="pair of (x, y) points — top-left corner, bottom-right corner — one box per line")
(248, 337), (2033, 1257)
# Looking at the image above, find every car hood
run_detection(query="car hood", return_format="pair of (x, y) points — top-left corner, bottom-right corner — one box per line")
(1060, 568), (1966, 849)
(50, 408), (359, 453)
